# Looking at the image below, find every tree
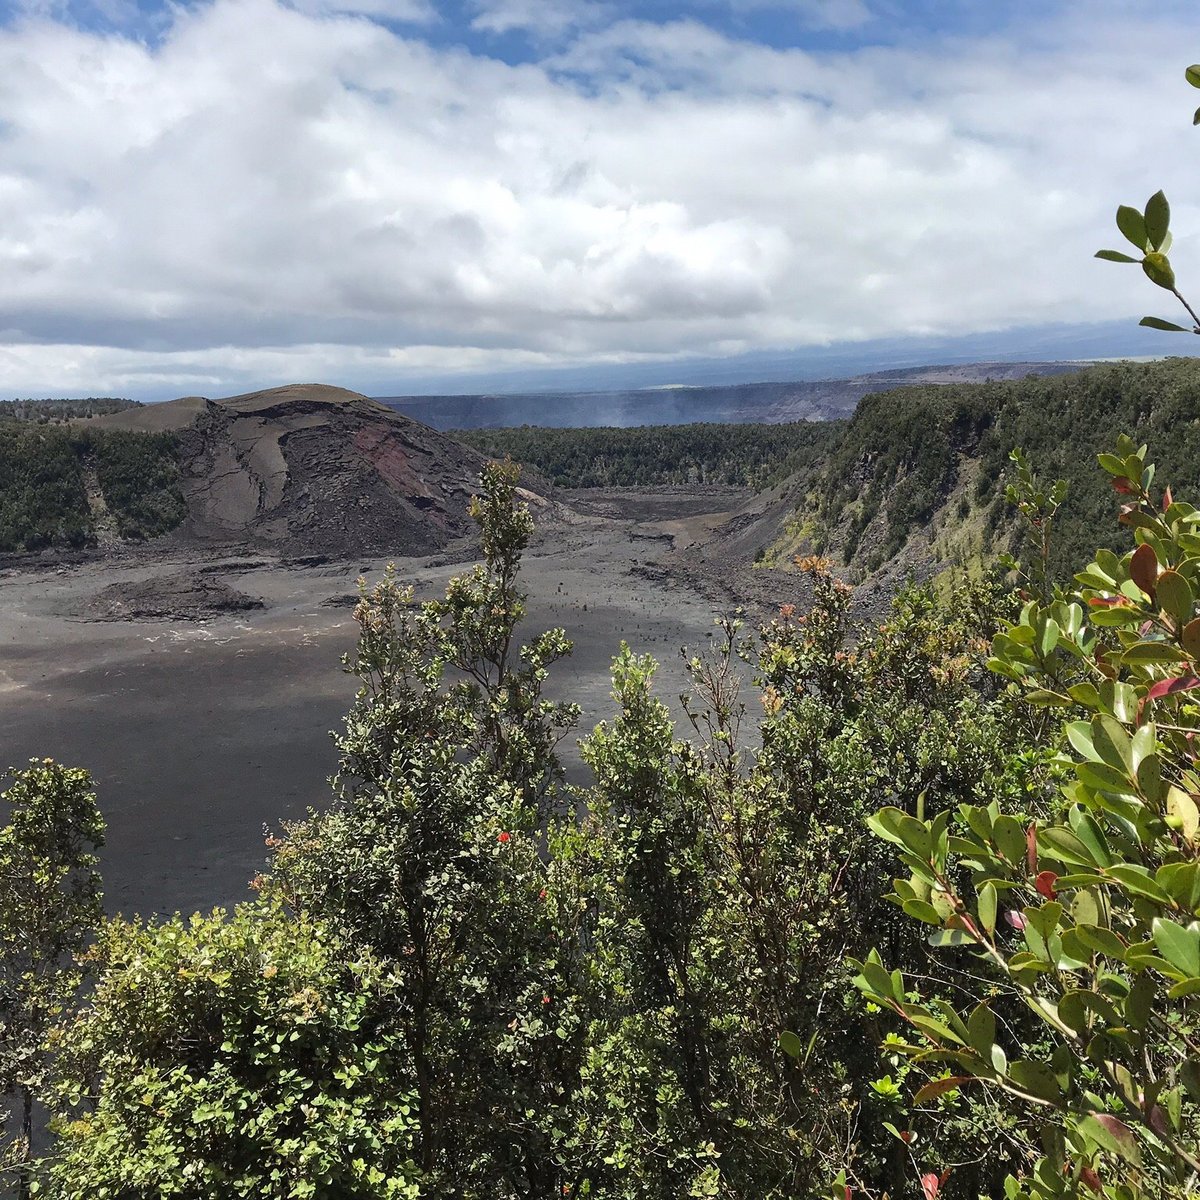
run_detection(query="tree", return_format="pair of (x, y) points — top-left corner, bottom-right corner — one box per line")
(269, 460), (584, 1197)
(0, 760), (103, 1200)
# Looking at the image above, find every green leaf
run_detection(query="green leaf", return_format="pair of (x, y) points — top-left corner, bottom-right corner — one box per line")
(1139, 316), (1190, 332)
(1105, 864), (1172, 905)
(1143, 251), (1176, 290)
(1187, 64), (1200, 88)
(902, 898), (943, 925)
(1144, 190), (1170, 251)
(1091, 715), (1133, 773)
(967, 1002), (995, 1057)
(928, 929), (972, 948)
(1182, 1058), (1200, 1101)
(1156, 568), (1194, 623)
(778, 1030), (803, 1059)
(1096, 249), (1139, 264)
(993, 814), (1027, 866)
(1120, 641), (1188, 665)
(1152, 918), (1200, 978)
(1158, 861), (1200, 911)
(1165, 788), (1200, 843)
(912, 1075), (970, 1105)
(1006, 1059), (1060, 1103)
(1073, 924), (1126, 960)
(1068, 808), (1113, 867)
(978, 881), (998, 936)
(1116, 204), (1148, 250)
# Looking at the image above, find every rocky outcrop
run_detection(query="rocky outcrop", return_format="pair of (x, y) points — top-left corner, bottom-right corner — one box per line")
(95, 384), (492, 557)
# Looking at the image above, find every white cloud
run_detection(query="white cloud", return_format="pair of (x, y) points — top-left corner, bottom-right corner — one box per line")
(724, 0), (871, 31)
(0, 0), (1197, 398)
(288, 0), (437, 23)
(470, 0), (609, 38)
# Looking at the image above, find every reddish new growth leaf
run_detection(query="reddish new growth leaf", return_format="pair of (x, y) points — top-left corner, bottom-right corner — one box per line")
(920, 1169), (951, 1200)
(1026, 823), (1038, 874)
(1034, 871), (1058, 900)
(1130, 542), (1159, 598)
(1147, 674), (1200, 702)
(1088, 596), (1128, 608)
(1005, 910), (1028, 931)
(1164, 484), (1174, 511)
(1080, 1166), (1103, 1195)
(1113, 478), (1136, 495)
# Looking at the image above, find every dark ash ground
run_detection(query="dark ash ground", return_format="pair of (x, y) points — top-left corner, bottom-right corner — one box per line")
(0, 487), (804, 918)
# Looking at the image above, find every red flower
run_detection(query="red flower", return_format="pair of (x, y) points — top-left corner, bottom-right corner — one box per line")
(538, 888), (547, 900)
(498, 832), (511, 844)
(542, 994), (551, 1005)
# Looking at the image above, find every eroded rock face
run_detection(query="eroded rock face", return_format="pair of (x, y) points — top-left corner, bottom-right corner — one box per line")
(129, 385), (490, 557)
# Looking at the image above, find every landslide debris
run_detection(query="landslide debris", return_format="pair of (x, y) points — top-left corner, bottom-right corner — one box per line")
(93, 384), (494, 558)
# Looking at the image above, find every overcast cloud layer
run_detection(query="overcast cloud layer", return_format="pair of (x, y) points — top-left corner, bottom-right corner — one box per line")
(0, 0), (1197, 399)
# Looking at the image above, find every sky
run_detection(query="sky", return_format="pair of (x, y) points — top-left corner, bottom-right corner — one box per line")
(0, 0), (1198, 400)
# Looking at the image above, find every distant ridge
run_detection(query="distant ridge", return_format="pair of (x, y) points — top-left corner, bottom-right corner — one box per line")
(377, 361), (1089, 430)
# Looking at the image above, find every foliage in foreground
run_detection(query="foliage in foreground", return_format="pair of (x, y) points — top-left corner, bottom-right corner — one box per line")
(854, 439), (1200, 1200)
(44, 904), (420, 1199)
(0, 762), (103, 1200)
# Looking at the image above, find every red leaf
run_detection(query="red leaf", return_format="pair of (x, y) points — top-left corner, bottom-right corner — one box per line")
(1088, 596), (1127, 607)
(1130, 542), (1159, 597)
(1026, 823), (1038, 874)
(1080, 1166), (1103, 1195)
(1113, 478), (1136, 495)
(1034, 870), (1058, 900)
(1146, 674), (1200, 702)
(1164, 484), (1174, 511)
(1005, 910), (1028, 930)
(921, 1173), (941, 1200)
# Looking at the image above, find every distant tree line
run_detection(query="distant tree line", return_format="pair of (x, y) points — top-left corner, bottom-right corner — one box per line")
(454, 420), (843, 490)
(0, 398), (140, 423)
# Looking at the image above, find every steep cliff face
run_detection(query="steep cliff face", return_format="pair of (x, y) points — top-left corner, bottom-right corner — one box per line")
(95, 384), (495, 557)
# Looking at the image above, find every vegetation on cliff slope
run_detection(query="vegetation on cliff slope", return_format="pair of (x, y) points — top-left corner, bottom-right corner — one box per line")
(0, 424), (185, 551)
(771, 357), (1200, 582)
